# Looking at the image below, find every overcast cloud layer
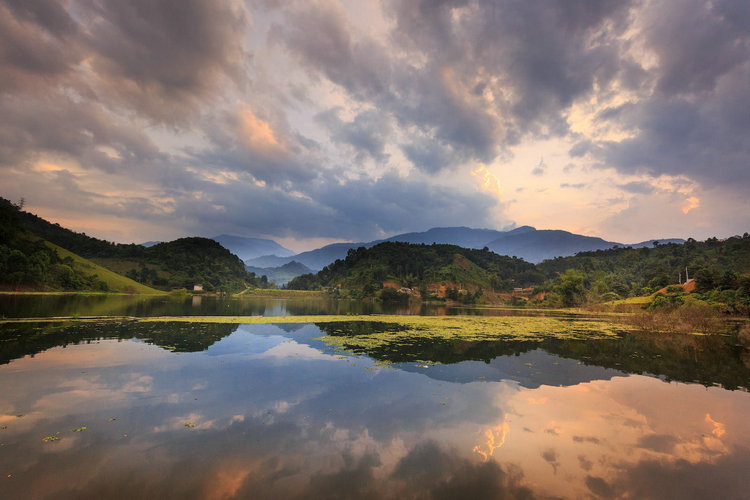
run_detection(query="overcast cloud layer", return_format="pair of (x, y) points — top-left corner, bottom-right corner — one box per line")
(1, 0), (748, 248)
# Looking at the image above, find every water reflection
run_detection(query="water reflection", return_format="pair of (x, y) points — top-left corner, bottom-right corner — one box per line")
(0, 322), (749, 499)
(0, 293), (586, 319)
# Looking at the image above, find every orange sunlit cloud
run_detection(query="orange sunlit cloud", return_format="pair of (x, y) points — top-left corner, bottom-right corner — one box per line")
(238, 107), (283, 154)
(682, 196), (700, 214)
(471, 165), (503, 201)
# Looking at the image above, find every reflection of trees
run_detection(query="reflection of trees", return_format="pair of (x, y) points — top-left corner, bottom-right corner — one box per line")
(0, 321), (240, 364)
(315, 323), (750, 391)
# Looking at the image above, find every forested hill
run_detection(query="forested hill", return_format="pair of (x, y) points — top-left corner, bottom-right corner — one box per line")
(0, 198), (258, 293)
(288, 236), (750, 309)
(287, 242), (541, 298)
(536, 236), (750, 296)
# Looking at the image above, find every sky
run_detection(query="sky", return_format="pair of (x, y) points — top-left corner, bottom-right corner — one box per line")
(1, 0), (748, 252)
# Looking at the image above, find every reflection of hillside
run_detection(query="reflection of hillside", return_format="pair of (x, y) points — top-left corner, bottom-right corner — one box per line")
(545, 331), (750, 391)
(0, 322), (240, 364)
(315, 323), (750, 390)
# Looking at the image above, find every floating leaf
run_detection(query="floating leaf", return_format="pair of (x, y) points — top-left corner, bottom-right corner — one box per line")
(71, 427), (87, 432)
(184, 423), (195, 428)
(42, 436), (59, 442)
(108, 418), (116, 422)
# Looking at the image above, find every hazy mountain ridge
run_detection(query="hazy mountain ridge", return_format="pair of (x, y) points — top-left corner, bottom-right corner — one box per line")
(211, 235), (294, 261)
(245, 226), (685, 279)
(245, 261), (313, 286)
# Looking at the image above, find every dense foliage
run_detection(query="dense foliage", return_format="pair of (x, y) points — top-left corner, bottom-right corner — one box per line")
(0, 198), (108, 291)
(1, 197), (258, 293)
(536, 237), (750, 310)
(288, 236), (750, 312)
(288, 241), (542, 298)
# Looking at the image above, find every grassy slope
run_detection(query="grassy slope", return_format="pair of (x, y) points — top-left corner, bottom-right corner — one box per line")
(46, 242), (162, 294)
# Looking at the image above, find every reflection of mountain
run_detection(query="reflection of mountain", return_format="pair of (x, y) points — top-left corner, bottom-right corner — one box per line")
(1, 321), (748, 390)
(0, 322), (240, 364)
(398, 349), (621, 388)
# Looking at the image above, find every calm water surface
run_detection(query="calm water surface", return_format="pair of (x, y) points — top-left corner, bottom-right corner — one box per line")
(1, 320), (749, 499)
(0, 293), (581, 319)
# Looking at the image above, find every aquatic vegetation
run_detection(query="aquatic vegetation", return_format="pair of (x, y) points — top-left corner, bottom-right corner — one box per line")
(136, 313), (632, 338)
(42, 436), (59, 442)
(71, 427), (87, 432)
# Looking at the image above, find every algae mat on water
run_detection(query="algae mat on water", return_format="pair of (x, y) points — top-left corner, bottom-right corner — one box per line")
(137, 314), (633, 342)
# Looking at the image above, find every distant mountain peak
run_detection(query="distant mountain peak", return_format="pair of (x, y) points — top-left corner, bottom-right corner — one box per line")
(210, 234), (294, 261)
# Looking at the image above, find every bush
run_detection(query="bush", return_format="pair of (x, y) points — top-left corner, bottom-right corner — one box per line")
(379, 287), (408, 302)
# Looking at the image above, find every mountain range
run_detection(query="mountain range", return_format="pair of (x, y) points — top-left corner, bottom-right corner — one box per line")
(239, 227), (683, 280)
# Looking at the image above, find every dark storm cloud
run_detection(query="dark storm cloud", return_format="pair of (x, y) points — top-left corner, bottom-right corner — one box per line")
(315, 108), (392, 162)
(585, 0), (750, 192)
(600, 63), (750, 189)
(176, 171), (498, 240)
(0, 0), (249, 172)
(643, 0), (749, 94)
(400, 136), (465, 173)
(78, 0), (249, 124)
(272, 0), (749, 196)
(273, 0), (633, 173)
(0, 91), (164, 171)
(274, 1), (391, 101)
(0, 0), (83, 92)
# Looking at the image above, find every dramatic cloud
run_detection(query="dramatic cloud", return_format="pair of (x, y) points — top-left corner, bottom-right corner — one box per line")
(79, 0), (250, 124)
(0, 0), (748, 246)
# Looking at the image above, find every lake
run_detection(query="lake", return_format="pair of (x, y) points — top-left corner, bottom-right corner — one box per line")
(0, 293), (587, 319)
(1, 319), (749, 499)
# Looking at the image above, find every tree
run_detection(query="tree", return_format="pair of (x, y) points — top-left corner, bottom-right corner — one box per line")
(556, 269), (587, 307)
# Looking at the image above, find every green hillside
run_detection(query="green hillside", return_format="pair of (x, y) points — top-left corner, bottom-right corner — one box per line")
(287, 241), (541, 300)
(0, 198), (157, 293)
(46, 242), (160, 294)
(1, 197), (259, 293)
(287, 236), (750, 312)
(535, 236), (750, 306)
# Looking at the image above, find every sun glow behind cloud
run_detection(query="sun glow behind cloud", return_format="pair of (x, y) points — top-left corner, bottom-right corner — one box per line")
(471, 165), (503, 201)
